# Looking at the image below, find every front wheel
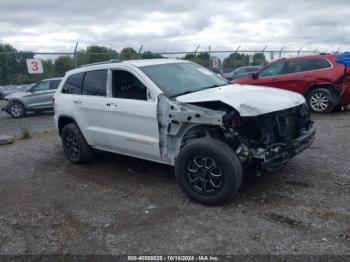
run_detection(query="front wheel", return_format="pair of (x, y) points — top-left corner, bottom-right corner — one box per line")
(307, 88), (335, 113)
(9, 102), (26, 118)
(175, 138), (243, 205)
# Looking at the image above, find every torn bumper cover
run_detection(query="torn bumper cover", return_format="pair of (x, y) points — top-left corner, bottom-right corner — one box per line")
(257, 126), (316, 169)
(1, 102), (10, 113)
(235, 104), (316, 169)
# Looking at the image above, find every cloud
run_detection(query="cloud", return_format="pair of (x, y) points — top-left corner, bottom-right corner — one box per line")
(0, 0), (349, 53)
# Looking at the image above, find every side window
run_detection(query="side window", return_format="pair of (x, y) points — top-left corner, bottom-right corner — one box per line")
(246, 67), (259, 73)
(62, 73), (84, 94)
(235, 68), (245, 74)
(32, 81), (50, 92)
(82, 70), (107, 96)
(49, 80), (61, 90)
(284, 60), (304, 74)
(308, 59), (332, 70)
(112, 70), (147, 101)
(285, 59), (332, 74)
(259, 62), (284, 77)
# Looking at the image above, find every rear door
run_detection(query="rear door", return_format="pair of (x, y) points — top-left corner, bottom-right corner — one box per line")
(71, 69), (111, 147)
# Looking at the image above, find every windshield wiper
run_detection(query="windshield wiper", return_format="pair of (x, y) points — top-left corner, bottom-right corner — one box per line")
(203, 83), (229, 89)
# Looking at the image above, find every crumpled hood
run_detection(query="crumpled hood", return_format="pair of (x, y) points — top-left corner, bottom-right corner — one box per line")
(5, 91), (28, 99)
(176, 84), (305, 117)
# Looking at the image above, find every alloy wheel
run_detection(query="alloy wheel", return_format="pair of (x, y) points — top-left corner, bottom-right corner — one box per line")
(310, 92), (329, 112)
(10, 104), (23, 117)
(65, 133), (80, 159)
(186, 156), (224, 195)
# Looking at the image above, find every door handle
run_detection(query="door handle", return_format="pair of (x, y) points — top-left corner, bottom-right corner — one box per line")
(106, 103), (117, 107)
(73, 99), (82, 104)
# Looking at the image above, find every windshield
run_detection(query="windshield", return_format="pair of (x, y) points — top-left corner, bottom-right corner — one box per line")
(140, 62), (228, 97)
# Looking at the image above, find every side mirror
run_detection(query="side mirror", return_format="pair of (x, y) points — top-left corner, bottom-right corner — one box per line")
(250, 73), (258, 79)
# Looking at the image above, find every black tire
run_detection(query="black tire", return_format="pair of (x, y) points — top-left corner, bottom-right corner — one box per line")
(306, 88), (336, 113)
(61, 123), (93, 164)
(9, 101), (26, 118)
(175, 138), (243, 205)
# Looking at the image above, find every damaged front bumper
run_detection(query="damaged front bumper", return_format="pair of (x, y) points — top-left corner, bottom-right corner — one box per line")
(1, 102), (10, 113)
(256, 125), (316, 169)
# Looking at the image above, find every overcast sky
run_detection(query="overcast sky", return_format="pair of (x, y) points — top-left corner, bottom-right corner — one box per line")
(0, 0), (349, 53)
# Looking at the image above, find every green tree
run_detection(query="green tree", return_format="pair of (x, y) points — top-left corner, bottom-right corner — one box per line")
(119, 47), (138, 60)
(252, 53), (266, 66)
(55, 56), (74, 76)
(182, 52), (210, 67)
(223, 53), (247, 69)
(0, 43), (34, 85)
(77, 45), (118, 66)
(141, 51), (163, 59)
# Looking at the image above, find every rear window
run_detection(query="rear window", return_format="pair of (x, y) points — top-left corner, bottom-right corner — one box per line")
(285, 58), (331, 74)
(50, 80), (61, 90)
(82, 70), (107, 96)
(62, 73), (84, 94)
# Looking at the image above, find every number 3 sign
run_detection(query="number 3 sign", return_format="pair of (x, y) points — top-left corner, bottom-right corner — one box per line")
(26, 59), (43, 74)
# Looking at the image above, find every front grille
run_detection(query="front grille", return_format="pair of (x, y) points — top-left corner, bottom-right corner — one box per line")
(276, 114), (299, 140)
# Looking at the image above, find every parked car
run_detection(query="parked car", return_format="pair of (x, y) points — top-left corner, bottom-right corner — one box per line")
(227, 66), (260, 80)
(209, 67), (224, 77)
(0, 84), (34, 100)
(233, 54), (350, 113)
(222, 68), (235, 79)
(2, 78), (62, 118)
(54, 59), (315, 205)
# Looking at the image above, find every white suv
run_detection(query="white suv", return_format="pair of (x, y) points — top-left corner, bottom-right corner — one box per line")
(54, 59), (315, 205)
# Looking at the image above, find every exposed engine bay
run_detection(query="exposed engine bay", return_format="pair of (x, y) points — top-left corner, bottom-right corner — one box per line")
(157, 95), (315, 170)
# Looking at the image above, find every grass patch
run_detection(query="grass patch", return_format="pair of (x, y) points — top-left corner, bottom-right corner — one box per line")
(20, 128), (31, 139)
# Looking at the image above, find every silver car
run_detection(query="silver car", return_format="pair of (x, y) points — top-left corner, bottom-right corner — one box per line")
(2, 78), (62, 118)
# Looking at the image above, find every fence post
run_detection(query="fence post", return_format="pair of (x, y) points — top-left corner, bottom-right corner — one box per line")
(194, 45), (200, 55)
(138, 45), (143, 59)
(73, 42), (78, 68)
(279, 47), (284, 58)
(208, 46), (211, 68)
(298, 46), (303, 56)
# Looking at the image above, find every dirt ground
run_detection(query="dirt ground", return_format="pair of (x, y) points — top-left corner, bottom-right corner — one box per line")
(0, 105), (349, 256)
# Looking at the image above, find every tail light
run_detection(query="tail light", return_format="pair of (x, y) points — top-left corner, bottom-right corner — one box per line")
(346, 67), (350, 75)
(52, 97), (55, 105)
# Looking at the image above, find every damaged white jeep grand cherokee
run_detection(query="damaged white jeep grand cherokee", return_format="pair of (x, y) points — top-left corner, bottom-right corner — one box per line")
(54, 59), (315, 205)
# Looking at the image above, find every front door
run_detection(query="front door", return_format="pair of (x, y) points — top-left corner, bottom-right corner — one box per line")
(104, 69), (160, 160)
(26, 80), (55, 108)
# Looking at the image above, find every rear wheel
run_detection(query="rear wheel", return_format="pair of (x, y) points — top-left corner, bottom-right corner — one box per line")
(307, 88), (335, 113)
(9, 102), (25, 118)
(175, 138), (242, 205)
(61, 123), (93, 164)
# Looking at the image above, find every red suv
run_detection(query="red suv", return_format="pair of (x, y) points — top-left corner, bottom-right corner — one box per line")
(233, 54), (350, 113)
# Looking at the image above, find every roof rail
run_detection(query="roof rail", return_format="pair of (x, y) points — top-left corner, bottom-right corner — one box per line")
(80, 59), (121, 68)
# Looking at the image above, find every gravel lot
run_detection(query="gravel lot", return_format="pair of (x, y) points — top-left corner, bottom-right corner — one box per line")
(0, 100), (55, 138)
(0, 106), (349, 256)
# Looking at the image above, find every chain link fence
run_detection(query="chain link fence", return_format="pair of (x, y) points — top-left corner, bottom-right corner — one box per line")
(0, 49), (333, 86)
